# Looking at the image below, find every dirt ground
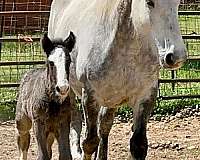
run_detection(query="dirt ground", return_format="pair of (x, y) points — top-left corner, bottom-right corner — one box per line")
(1, 117), (200, 160)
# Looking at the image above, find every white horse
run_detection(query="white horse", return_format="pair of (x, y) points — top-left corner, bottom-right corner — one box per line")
(48, 0), (187, 159)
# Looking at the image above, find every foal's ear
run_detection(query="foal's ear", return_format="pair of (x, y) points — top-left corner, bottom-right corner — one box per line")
(41, 33), (54, 55)
(64, 31), (76, 52)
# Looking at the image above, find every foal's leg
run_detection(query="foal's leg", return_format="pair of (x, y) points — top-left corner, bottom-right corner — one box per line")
(33, 120), (50, 160)
(47, 133), (54, 159)
(56, 116), (72, 160)
(16, 114), (32, 160)
(129, 87), (157, 160)
(96, 107), (116, 160)
(81, 88), (100, 160)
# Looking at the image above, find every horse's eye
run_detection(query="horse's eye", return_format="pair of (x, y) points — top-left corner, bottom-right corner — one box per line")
(49, 61), (54, 66)
(147, 0), (154, 8)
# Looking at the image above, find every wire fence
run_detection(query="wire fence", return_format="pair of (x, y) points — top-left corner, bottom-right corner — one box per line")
(0, 0), (50, 34)
(0, 1), (200, 120)
(180, 0), (200, 10)
(158, 11), (200, 102)
(0, 0), (50, 120)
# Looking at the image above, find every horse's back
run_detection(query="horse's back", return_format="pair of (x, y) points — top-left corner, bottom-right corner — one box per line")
(16, 69), (45, 115)
(18, 69), (45, 93)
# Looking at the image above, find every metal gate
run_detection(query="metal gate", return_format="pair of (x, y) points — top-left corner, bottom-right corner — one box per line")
(157, 1), (200, 110)
(0, 0), (51, 120)
(158, 10), (200, 100)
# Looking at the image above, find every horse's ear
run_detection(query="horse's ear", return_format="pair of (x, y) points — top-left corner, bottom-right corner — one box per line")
(41, 33), (54, 56)
(64, 31), (76, 52)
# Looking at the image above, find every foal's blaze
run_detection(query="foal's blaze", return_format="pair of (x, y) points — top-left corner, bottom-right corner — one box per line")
(42, 32), (75, 96)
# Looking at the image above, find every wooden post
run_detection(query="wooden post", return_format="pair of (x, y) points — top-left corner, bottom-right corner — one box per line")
(0, 0), (5, 61)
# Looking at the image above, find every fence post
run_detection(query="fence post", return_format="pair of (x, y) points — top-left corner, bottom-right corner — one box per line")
(0, 0), (6, 61)
(171, 70), (175, 92)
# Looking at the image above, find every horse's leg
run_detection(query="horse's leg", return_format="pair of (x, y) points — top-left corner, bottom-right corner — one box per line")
(70, 94), (82, 159)
(129, 87), (157, 160)
(81, 88), (100, 160)
(96, 107), (116, 160)
(47, 133), (54, 159)
(70, 108), (82, 159)
(56, 115), (72, 160)
(16, 114), (32, 160)
(33, 120), (50, 160)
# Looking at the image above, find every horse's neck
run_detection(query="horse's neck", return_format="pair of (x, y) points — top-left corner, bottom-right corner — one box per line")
(95, 0), (132, 22)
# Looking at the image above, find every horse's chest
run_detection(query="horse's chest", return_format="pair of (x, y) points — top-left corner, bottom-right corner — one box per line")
(30, 98), (71, 122)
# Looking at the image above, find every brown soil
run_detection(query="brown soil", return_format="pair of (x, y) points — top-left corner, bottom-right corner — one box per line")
(1, 117), (200, 160)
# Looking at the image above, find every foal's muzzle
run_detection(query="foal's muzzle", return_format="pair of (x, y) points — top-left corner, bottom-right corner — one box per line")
(56, 85), (70, 95)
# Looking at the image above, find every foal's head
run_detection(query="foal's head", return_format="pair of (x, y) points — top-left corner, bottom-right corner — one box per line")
(42, 32), (75, 97)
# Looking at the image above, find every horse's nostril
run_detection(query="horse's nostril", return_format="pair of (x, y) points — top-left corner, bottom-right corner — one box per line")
(56, 86), (60, 92)
(165, 53), (175, 66)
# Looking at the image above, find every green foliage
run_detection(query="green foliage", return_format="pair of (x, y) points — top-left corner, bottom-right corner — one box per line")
(117, 104), (133, 116)
(116, 99), (200, 121)
(0, 88), (17, 121)
(154, 99), (200, 115)
(0, 102), (16, 121)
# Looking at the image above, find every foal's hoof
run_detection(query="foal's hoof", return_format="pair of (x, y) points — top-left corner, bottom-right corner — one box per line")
(81, 153), (92, 160)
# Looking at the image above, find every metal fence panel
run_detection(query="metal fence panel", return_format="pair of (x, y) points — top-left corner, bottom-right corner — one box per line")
(0, 0), (50, 120)
(158, 11), (200, 100)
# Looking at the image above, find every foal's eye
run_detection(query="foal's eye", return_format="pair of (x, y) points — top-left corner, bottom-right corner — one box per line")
(66, 55), (71, 63)
(49, 61), (54, 66)
(147, 0), (155, 8)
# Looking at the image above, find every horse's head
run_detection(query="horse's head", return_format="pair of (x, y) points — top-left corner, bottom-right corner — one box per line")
(42, 31), (75, 96)
(132, 0), (187, 70)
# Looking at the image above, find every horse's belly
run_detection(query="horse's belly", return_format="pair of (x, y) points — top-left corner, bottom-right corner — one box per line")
(89, 66), (158, 107)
